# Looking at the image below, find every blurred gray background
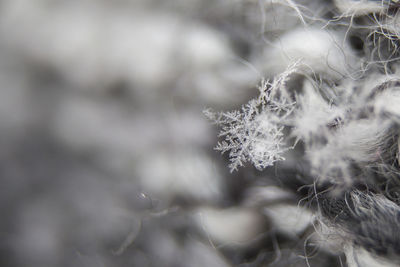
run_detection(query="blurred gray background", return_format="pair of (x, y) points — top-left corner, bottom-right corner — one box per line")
(0, 1), (340, 266)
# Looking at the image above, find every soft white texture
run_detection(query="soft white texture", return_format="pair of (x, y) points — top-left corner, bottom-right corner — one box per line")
(264, 28), (359, 80)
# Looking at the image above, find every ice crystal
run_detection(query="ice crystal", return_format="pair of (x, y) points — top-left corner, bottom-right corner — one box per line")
(205, 62), (299, 172)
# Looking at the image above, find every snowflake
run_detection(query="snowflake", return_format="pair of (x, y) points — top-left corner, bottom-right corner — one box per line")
(205, 62), (299, 172)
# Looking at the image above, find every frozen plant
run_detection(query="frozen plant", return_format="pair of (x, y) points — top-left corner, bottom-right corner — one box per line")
(205, 61), (299, 172)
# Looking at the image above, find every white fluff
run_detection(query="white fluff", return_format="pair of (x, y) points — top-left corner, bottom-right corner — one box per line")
(264, 28), (360, 80)
(194, 207), (264, 245)
(137, 150), (223, 203)
(345, 245), (399, 267)
(334, 0), (389, 16)
(263, 204), (313, 236)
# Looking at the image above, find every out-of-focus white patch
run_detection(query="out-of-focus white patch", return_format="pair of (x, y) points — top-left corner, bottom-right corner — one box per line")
(52, 96), (212, 157)
(178, 63), (258, 106)
(263, 204), (313, 236)
(147, 230), (181, 265)
(244, 186), (294, 206)
(145, 229), (231, 267)
(194, 207), (264, 245)
(107, 14), (180, 89)
(180, 25), (231, 67)
(183, 240), (231, 267)
(137, 150), (223, 203)
(264, 28), (359, 80)
(334, 0), (388, 16)
(52, 96), (154, 157)
(374, 89), (400, 117)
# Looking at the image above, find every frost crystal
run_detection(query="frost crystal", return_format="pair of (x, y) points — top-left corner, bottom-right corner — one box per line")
(205, 62), (299, 172)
